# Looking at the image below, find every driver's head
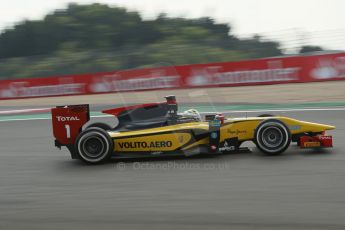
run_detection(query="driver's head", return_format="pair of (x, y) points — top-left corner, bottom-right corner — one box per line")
(182, 109), (202, 121)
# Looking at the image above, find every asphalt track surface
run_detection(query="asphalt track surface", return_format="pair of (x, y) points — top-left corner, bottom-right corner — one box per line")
(1, 109), (345, 230)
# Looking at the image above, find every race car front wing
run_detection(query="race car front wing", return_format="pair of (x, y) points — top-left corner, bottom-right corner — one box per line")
(299, 134), (333, 148)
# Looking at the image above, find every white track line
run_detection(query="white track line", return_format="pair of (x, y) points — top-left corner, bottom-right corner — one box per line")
(0, 108), (50, 115)
(204, 107), (345, 114)
(0, 107), (345, 122)
(0, 117), (53, 122)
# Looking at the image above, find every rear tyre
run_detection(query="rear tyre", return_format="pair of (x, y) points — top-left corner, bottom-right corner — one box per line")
(254, 119), (291, 155)
(75, 127), (113, 164)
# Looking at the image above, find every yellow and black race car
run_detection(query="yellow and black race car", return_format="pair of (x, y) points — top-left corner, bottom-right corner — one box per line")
(51, 96), (335, 164)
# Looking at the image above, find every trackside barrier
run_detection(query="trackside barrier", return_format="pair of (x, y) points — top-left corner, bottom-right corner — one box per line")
(1, 52), (345, 99)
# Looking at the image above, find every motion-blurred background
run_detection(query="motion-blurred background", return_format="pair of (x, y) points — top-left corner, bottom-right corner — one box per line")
(0, 0), (344, 79)
(1, 0), (345, 105)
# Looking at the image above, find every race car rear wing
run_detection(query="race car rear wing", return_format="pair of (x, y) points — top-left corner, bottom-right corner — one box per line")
(51, 104), (90, 148)
(51, 95), (180, 149)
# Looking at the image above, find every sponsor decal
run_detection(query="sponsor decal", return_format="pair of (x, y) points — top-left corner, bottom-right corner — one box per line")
(289, 125), (301, 131)
(219, 141), (236, 152)
(187, 62), (300, 86)
(303, 142), (321, 148)
(188, 66), (219, 86)
(90, 70), (180, 93)
(227, 129), (247, 135)
(311, 57), (345, 80)
(56, 116), (80, 122)
(213, 68), (300, 85)
(118, 141), (173, 149)
(319, 136), (332, 140)
(115, 133), (191, 151)
(0, 81), (85, 98)
(209, 120), (221, 127)
(211, 132), (218, 139)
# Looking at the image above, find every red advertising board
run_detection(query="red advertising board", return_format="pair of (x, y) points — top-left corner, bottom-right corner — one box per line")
(1, 52), (345, 99)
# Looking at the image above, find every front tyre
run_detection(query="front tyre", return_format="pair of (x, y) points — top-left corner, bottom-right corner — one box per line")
(254, 119), (291, 155)
(75, 127), (113, 164)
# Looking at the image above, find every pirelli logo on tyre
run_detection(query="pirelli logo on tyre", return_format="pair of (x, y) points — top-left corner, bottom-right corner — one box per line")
(114, 133), (192, 151)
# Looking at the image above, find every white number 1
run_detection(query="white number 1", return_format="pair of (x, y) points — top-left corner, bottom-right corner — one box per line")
(65, 125), (71, 139)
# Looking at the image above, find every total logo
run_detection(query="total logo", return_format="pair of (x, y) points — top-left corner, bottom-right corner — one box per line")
(56, 116), (80, 122)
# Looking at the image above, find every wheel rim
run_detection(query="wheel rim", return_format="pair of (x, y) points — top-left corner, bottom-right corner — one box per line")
(256, 121), (290, 153)
(261, 126), (283, 148)
(82, 136), (105, 158)
(77, 131), (110, 162)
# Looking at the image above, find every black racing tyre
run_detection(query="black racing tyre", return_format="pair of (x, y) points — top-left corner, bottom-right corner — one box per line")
(75, 127), (113, 164)
(254, 119), (291, 155)
(85, 122), (113, 131)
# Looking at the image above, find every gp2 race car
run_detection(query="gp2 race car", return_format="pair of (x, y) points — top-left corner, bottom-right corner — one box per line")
(51, 96), (335, 164)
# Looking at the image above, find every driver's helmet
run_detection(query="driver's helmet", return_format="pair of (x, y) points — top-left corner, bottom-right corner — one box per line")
(181, 109), (202, 121)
